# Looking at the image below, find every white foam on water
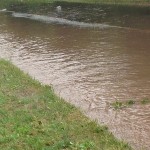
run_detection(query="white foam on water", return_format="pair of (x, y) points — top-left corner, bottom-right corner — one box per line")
(0, 9), (7, 12)
(0, 9), (14, 13)
(12, 12), (114, 29)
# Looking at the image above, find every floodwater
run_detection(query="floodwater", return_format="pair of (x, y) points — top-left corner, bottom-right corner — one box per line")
(0, 4), (150, 149)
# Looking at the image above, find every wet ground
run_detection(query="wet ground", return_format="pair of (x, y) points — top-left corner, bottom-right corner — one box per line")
(0, 3), (150, 149)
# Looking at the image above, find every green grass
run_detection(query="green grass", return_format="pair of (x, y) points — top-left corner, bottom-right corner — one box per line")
(0, 0), (149, 9)
(0, 59), (132, 150)
(58, 0), (150, 5)
(0, 0), (149, 4)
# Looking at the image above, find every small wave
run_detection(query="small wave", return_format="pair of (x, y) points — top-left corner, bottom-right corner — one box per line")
(0, 9), (7, 12)
(12, 12), (114, 29)
(0, 9), (14, 13)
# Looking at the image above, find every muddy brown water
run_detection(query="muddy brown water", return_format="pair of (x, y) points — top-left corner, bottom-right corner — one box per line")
(0, 5), (150, 149)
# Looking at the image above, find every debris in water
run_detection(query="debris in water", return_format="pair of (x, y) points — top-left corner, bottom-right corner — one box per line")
(56, 6), (62, 13)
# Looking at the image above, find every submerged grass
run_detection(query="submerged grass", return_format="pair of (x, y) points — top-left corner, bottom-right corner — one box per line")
(111, 98), (150, 110)
(111, 100), (135, 110)
(141, 98), (150, 104)
(0, 59), (132, 149)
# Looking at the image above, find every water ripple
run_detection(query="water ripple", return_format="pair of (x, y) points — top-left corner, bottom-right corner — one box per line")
(12, 12), (113, 29)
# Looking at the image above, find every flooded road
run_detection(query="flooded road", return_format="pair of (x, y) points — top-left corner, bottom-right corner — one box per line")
(0, 5), (150, 149)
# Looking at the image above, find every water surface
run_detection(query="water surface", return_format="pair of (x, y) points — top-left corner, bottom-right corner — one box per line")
(0, 6), (150, 149)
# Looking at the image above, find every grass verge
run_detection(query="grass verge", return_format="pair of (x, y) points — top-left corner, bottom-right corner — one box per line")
(0, 0), (150, 9)
(0, 59), (132, 149)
